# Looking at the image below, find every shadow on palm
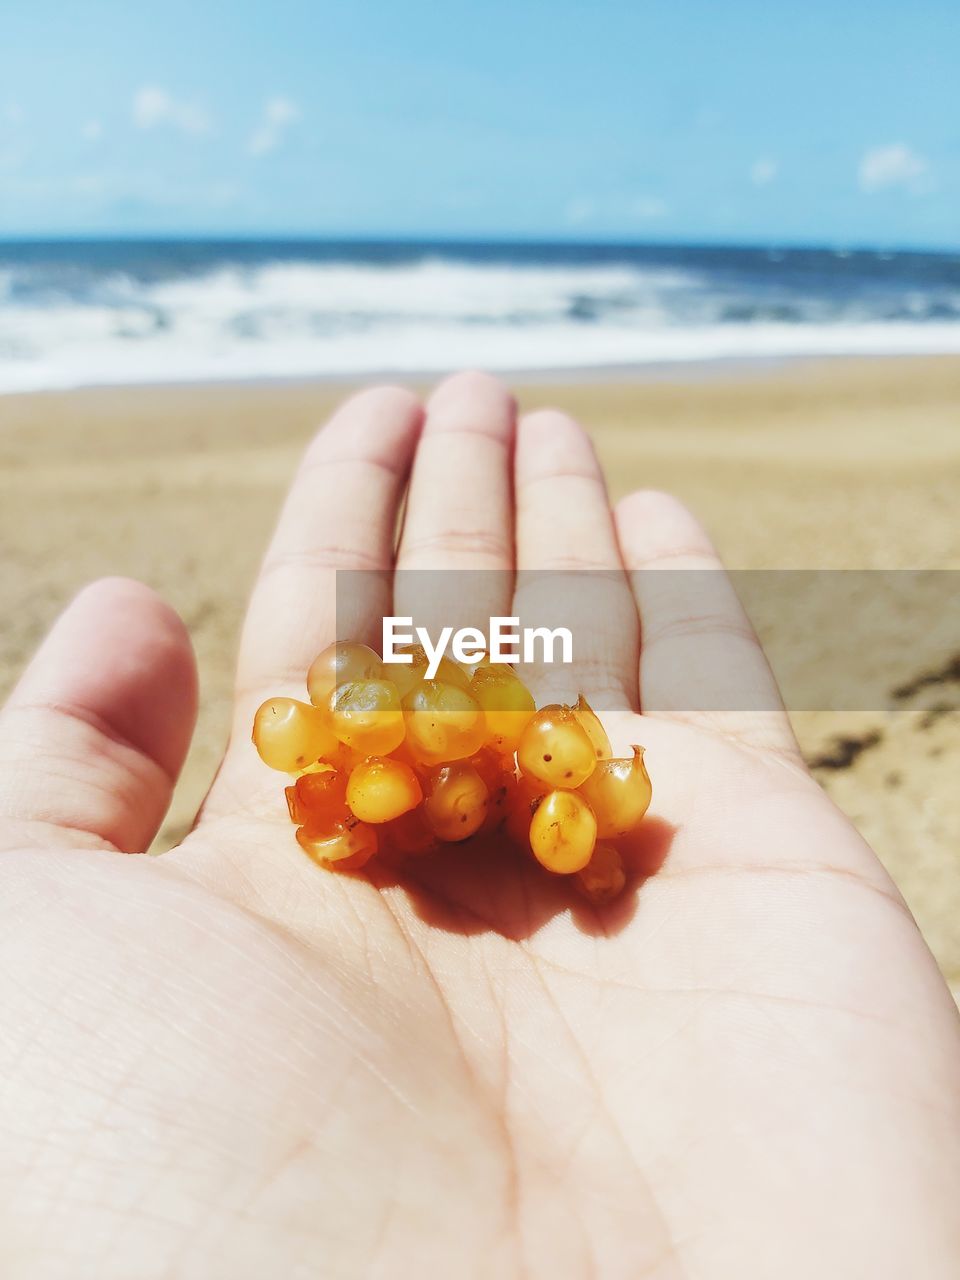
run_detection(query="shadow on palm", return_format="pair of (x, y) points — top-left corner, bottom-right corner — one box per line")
(365, 809), (677, 942)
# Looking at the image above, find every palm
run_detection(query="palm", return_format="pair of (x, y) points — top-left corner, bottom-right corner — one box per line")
(2, 374), (958, 1279)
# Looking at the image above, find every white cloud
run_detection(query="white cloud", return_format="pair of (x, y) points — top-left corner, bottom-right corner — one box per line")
(632, 195), (668, 220)
(750, 157), (778, 187)
(858, 143), (929, 194)
(82, 119), (103, 142)
(248, 97), (300, 156)
(3, 103), (24, 126)
(133, 86), (213, 137)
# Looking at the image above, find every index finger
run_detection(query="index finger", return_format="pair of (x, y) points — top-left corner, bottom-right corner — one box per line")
(222, 387), (423, 777)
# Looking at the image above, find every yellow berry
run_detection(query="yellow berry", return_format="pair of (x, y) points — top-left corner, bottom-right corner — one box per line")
(471, 665), (536, 754)
(382, 644), (472, 698)
(426, 654), (472, 689)
(457, 649), (493, 680)
(329, 679), (405, 755)
(517, 704), (597, 790)
(575, 843), (626, 905)
(346, 757), (422, 824)
(252, 697), (339, 772)
(572, 695), (612, 760)
(528, 790), (597, 873)
(296, 820), (378, 870)
(578, 746), (652, 839)
(422, 762), (489, 841)
(402, 680), (486, 764)
(297, 758), (337, 777)
(307, 641), (383, 708)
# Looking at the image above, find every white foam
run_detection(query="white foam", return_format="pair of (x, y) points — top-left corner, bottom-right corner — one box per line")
(1, 256), (958, 394)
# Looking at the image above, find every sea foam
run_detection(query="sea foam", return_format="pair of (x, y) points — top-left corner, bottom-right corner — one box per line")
(1, 246), (958, 393)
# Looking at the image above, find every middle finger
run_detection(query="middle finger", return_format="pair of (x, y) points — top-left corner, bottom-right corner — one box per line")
(394, 370), (516, 634)
(513, 408), (640, 711)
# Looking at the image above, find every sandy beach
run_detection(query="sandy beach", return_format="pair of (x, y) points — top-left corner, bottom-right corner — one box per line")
(1, 356), (958, 986)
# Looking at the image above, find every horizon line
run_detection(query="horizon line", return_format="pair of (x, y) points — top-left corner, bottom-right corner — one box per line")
(0, 231), (957, 257)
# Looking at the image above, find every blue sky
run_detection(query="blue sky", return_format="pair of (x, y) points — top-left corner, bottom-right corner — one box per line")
(0, 0), (957, 246)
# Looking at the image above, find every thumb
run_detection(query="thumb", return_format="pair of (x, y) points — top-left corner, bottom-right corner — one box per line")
(0, 577), (198, 853)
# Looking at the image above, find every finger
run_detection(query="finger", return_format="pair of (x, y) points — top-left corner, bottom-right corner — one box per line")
(233, 385), (423, 720)
(394, 370), (516, 633)
(615, 489), (801, 759)
(0, 578), (197, 853)
(513, 409), (640, 710)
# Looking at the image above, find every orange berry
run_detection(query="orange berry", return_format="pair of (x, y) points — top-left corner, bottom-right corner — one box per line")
(325, 742), (367, 773)
(263, 638), (647, 892)
(386, 738), (430, 780)
(469, 748), (515, 832)
(346, 757), (422, 824)
(471, 665), (536, 754)
(572, 695), (612, 760)
(528, 790), (597, 873)
(284, 784), (298, 823)
(291, 769), (349, 833)
(469, 745), (509, 787)
(329, 679), (405, 755)
(578, 746), (651, 839)
(517, 704), (597, 790)
(382, 808), (440, 857)
(575, 843), (626, 905)
(296, 820), (377, 870)
(307, 641), (383, 708)
(252, 697), (339, 773)
(422, 762), (489, 841)
(504, 771), (549, 848)
(402, 680), (486, 764)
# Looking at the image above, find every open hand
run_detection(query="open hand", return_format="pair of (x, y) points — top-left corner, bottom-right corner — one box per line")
(2, 372), (958, 1278)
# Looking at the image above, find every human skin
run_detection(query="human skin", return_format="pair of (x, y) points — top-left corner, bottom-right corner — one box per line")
(1, 371), (958, 1279)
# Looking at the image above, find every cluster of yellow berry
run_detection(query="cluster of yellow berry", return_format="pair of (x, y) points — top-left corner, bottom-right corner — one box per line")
(251, 641), (651, 904)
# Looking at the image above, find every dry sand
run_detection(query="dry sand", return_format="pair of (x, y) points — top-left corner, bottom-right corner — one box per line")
(1, 357), (958, 985)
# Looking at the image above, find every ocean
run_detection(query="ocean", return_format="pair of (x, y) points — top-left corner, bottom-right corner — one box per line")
(1, 239), (959, 394)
